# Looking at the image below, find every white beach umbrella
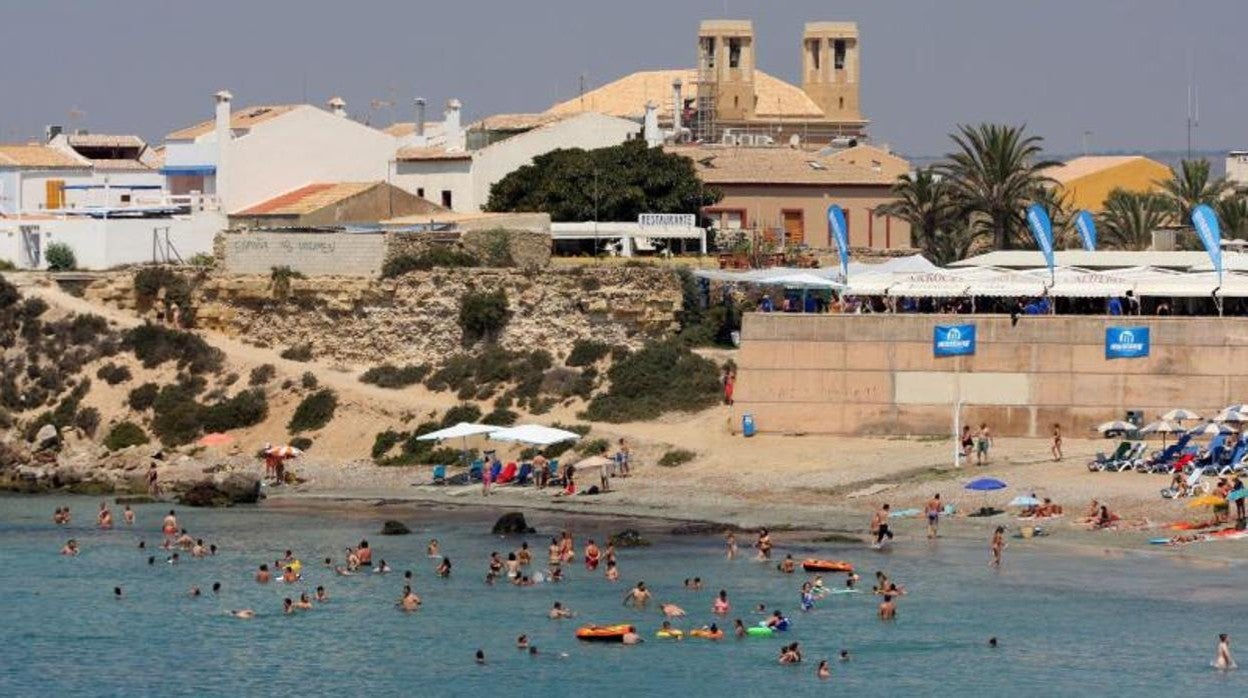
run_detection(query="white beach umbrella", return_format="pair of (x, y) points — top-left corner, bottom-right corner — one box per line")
(1140, 419), (1183, 445)
(415, 422), (501, 441)
(1095, 421), (1135, 435)
(1216, 408), (1248, 423)
(1161, 408), (1201, 422)
(489, 424), (582, 446)
(1188, 421), (1234, 436)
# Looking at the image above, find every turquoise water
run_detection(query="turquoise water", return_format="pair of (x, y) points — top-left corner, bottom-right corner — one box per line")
(2, 495), (1247, 697)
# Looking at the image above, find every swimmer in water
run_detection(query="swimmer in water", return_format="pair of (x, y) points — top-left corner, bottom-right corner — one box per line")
(427, 539), (440, 557)
(549, 602), (573, 619)
(605, 559), (620, 582)
(315, 586), (328, 603)
(516, 542), (532, 566)
(436, 557), (452, 577)
(1215, 633), (1237, 671)
(255, 564), (271, 583)
(878, 595), (897, 620)
(660, 603), (686, 619)
(712, 590), (730, 614)
(192, 539), (207, 558)
(61, 539), (80, 556)
(475, 650), (485, 665)
(212, 582), (221, 594)
(166, 553), (180, 564)
(622, 581), (651, 608)
(355, 540), (372, 566)
(506, 552), (521, 579)
(755, 528), (773, 561)
(114, 587), (122, 599)
(800, 582), (815, 611)
(550, 566), (564, 583)
(840, 650), (850, 661)
(161, 510), (178, 537)
(398, 586), (421, 612)
(190, 586), (201, 597)
(516, 634), (529, 650)
(817, 659), (831, 679)
(282, 598), (294, 615)
(295, 593), (313, 610)
(778, 554), (796, 574)
(734, 619), (746, 638)
(334, 565), (355, 577)
(123, 505), (135, 525)
(726, 532), (738, 560)
(97, 501), (113, 529)
(230, 609), (256, 619)
(584, 539), (601, 571)
(374, 559), (392, 574)
(281, 565), (299, 583)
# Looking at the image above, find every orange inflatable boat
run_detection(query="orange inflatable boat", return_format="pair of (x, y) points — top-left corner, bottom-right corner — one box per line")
(801, 559), (854, 573)
(575, 624), (635, 642)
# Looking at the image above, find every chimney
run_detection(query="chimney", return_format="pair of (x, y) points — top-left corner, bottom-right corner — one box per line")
(444, 98), (464, 151)
(327, 96), (347, 118)
(643, 101), (660, 147)
(671, 79), (683, 142)
(214, 90), (232, 208)
(414, 97), (427, 137)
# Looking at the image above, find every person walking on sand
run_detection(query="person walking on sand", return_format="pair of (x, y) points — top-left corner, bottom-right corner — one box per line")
(990, 526), (1006, 569)
(1214, 633), (1237, 670)
(1051, 423), (1063, 462)
(925, 494), (942, 539)
(976, 423), (992, 466)
(960, 426), (974, 463)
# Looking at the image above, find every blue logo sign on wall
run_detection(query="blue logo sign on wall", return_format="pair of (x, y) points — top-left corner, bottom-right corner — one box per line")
(1105, 327), (1149, 359)
(934, 324), (976, 357)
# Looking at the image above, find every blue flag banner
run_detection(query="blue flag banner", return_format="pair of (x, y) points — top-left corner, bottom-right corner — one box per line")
(933, 324), (976, 357)
(1105, 327), (1150, 359)
(1074, 210), (1097, 251)
(1191, 203), (1222, 283)
(827, 204), (849, 280)
(1025, 203), (1056, 282)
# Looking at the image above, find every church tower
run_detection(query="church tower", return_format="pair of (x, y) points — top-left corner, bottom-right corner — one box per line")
(801, 22), (862, 123)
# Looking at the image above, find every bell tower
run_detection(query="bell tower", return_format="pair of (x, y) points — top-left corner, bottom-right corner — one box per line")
(801, 22), (861, 122)
(697, 19), (756, 123)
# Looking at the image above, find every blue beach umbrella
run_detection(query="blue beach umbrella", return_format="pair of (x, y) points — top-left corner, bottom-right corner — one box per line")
(965, 478), (1007, 491)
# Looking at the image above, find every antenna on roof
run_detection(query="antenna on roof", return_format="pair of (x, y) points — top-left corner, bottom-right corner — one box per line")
(1186, 50), (1198, 159)
(579, 73), (587, 110)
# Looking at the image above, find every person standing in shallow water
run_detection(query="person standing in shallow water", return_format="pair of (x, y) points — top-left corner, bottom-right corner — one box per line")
(990, 527), (1006, 569)
(1214, 634), (1237, 670)
(925, 494), (942, 539)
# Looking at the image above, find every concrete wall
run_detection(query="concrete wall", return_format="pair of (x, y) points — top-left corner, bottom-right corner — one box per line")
(735, 313), (1248, 437)
(0, 213), (223, 269)
(392, 158), (473, 212)
(705, 183), (912, 250)
(220, 231), (386, 276)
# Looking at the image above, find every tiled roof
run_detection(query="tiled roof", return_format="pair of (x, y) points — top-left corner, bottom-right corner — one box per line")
(545, 68), (825, 123)
(65, 133), (146, 148)
(824, 145), (910, 180)
(383, 120), (445, 138)
(468, 112), (568, 131)
(1045, 156), (1161, 184)
(166, 105), (300, 140)
(234, 182), (379, 216)
(395, 146), (472, 162)
(87, 158), (155, 171)
(0, 144), (90, 169)
(667, 144), (894, 186)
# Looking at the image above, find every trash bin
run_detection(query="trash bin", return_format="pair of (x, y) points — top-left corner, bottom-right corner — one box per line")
(742, 413), (756, 437)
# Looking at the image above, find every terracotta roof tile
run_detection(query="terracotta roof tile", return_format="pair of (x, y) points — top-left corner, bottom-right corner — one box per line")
(65, 133), (146, 148)
(395, 146), (472, 162)
(166, 105), (300, 140)
(0, 144), (90, 169)
(235, 182), (379, 216)
(468, 112), (568, 131)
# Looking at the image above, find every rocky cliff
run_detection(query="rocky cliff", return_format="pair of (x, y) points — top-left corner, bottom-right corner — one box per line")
(85, 266), (682, 366)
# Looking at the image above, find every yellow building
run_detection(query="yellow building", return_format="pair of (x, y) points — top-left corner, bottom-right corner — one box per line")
(1046, 155), (1171, 212)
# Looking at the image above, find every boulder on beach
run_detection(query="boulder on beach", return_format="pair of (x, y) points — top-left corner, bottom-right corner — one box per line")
(176, 473), (261, 507)
(670, 522), (739, 536)
(492, 512), (535, 535)
(33, 424), (59, 450)
(610, 528), (651, 547)
(381, 520), (411, 535)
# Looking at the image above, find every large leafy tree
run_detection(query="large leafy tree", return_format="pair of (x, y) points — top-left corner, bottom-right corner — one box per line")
(876, 168), (963, 264)
(485, 139), (721, 222)
(1158, 158), (1231, 224)
(941, 123), (1058, 250)
(1097, 188), (1170, 251)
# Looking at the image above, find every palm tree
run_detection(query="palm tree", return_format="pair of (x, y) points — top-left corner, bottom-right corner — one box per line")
(1097, 189), (1170, 251)
(1158, 159), (1231, 223)
(1215, 195), (1248, 240)
(941, 123), (1059, 249)
(929, 223), (985, 266)
(1030, 185), (1075, 249)
(876, 167), (962, 264)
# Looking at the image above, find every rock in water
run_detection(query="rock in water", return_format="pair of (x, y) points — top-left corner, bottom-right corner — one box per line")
(381, 520), (411, 535)
(610, 529), (650, 547)
(492, 512), (535, 535)
(177, 482), (235, 507)
(176, 473), (262, 507)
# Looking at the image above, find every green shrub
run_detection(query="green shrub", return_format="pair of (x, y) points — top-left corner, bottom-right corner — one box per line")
(188, 253), (215, 268)
(582, 340), (721, 423)
(0, 258), (15, 271)
(658, 449), (695, 467)
(95, 362), (132, 385)
(249, 364), (276, 386)
(45, 242), (77, 271)
(541, 367), (593, 399)
(360, 363), (429, 389)
(381, 248), (478, 278)
(478, 229), (514, 267)
(270, 266), (305, 299)
(566, 339), (610, 367)
(279, 344), (313, 362)
(0, 274), (20, 308)
(23, 411), (57, 442)
(132, 267), (191, 309)
(127, 382), (160, 411)
(483, 407), (518, 426)
(288, 388), (338, 433)
(151, 399), (203, 446)
(552, 422), (593, 437)
(125, 323), (222, 374)
(372, 429), (405, 459)
(300, 372), (318, 390)
(458, 288), (509, 344)
(441, 403), (482, 427)
(578, 437), (609, 455)
(104, 421), (149, 451)
(73, 407), (101, 436)
(68, 313), (108, 345)
(290, 436), (313, 451)
(200, 389), (268, 433)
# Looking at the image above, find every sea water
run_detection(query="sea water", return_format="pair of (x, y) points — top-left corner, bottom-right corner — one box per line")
(1, 495), (1246, 697)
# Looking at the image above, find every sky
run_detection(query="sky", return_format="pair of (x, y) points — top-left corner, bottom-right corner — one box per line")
(1, 0), (1245, 157)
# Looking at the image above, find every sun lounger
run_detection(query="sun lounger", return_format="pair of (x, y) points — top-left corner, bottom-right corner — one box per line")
(432, 465), (447, 485)
(495, 461), (517, 484)
(488, 461), (503, 483)
(469, 461), (484, 482)
(515, 462), (533, 485)
(1088, 441), (1131, 471)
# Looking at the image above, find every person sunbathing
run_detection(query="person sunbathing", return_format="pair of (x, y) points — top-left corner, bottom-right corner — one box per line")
(1094, 505), (1119, 529)
(1076, 500), (1101, 525)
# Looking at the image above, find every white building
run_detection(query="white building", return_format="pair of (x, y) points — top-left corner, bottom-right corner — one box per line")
(1228, 151), (1248, 190)
(0, 144), (94, 215)
(46, 132), (166, 210)
(161, 92), (398, 213)
(392, 107), (641, 213)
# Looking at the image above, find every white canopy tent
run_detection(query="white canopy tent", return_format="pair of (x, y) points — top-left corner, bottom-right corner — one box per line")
(755, 272), (845, 290)
(489, 424), (582, 446)
(415, 423), (501, 441)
